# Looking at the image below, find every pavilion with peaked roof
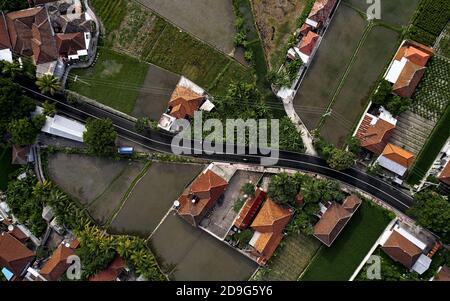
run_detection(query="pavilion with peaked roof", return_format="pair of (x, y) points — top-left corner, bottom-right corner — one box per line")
(249, 198), (293, 265)
(177, 169), (228, 227)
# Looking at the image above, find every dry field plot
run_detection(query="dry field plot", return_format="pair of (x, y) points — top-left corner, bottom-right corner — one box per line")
(251, 0), (308, 69)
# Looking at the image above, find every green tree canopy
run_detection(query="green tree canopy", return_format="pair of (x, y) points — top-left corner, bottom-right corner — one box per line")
(83, 118), (117, 156)
(241, 182), (256, 197)
(36, 74), (60, 95)
(267, 172), (298, 206)
(8, 117), (41, 146)
(0, 0), (28, 12)
(408, 191), (450, 243)
(327, 148), (356, 171)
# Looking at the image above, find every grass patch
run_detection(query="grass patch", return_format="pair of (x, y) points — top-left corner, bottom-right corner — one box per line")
(252, 232), (321, 281)
(0, 147), (17, 191)
(67, 47), (149, 114)
(407, 104), (450, 185)
(300, 201), (392, 281)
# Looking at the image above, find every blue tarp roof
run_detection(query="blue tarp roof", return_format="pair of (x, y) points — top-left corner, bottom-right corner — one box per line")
(2, 267), (14, 281)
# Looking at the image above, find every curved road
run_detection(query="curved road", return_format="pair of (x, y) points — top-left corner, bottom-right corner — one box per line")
(22, 86), (415, 213)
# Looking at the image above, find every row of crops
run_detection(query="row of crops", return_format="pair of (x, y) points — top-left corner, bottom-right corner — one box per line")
(90, 0), (127, 33)
(411, 56), (450, 122)
(406, 0), (450, 46)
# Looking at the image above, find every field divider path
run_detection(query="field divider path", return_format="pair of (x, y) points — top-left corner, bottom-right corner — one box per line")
(104, 160), (153, 228)
(317, 20), (374, 130)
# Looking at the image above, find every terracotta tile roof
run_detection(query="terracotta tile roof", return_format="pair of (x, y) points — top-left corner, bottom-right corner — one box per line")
(56, 32), (85, 56)
(234, 188), (266, 230)
(342, 195), (362, 213)
(382, 230), (422, 269)
(314, 203), (352, 247)
(356, 115), (396, 155)
(69, 239), (80, 249)
(298, 31), (319, 56)
(89, 256), (126, 281)
(168, 86), (205, 119)
(178, 170), (228, 227)
(40, 244), (74, 281)
(404, 46), (431, 67)
(434, 266), (450, 281)
(250, 198), (292, 265)
(251, 198), (293, 234)
(8, 226), (28, 243)
(392, 60), (426, 98)
(6, 7), (58, 64)
(307, 0), (337, 27)
(299, 23), (312, 35)
(439, 161), (450, 186)
(0, 232), (34, 277)
(382, 143), (414, 168)
(0, 12), (11, 49)
(11, 145), (30, 165)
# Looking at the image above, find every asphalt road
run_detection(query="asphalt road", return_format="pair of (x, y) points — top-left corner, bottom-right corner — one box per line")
(22, 86), (415, 213)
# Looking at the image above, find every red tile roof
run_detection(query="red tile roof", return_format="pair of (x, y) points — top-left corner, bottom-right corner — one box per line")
(178, 169), (228, 227)
(89, 256), (126, 281)
(0, 12), (11, 49)
(355, 114), (396, 155)
(382, 230), (422, 269)
(40, 244), (74, 281)
(56, 32), (86, 57)
(307, 0), (337, 28)
(8, 226), (28, 243)
(168, 86), (205, 119)
(299, 23), (312, 35)
(0, 233), (35, 277)
(298, 31), (319, 56)
(392, 60), (426, 98)
(6, 7), (58, 64)
(439, 161), (450, 186)
(391, 42), (433, 98)
(250, 198), (293, 265)
(382, 143), (414, 168)
(314, 196), (361, 247)
(234, 188), (266, 230)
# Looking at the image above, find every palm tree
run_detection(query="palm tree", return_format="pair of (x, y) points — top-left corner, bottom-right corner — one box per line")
(36, 74), (60, 95)
(2, 61), (22, 79)
(300, 178), (321, 203)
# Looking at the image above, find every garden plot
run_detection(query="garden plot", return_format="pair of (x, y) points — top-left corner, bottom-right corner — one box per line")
(149, 213), (258, 281)
(109, 162), (204, 238)
(137, 0), (236, 56)
(132, 65), (180, 121)
(252, 233), (321, 281)
(320, 26), (399, 146)
(293, 4), (367, 131)
(411, 56), (450, 122)
(251, 0), (308, 70)
(47, 153), (131, 205)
